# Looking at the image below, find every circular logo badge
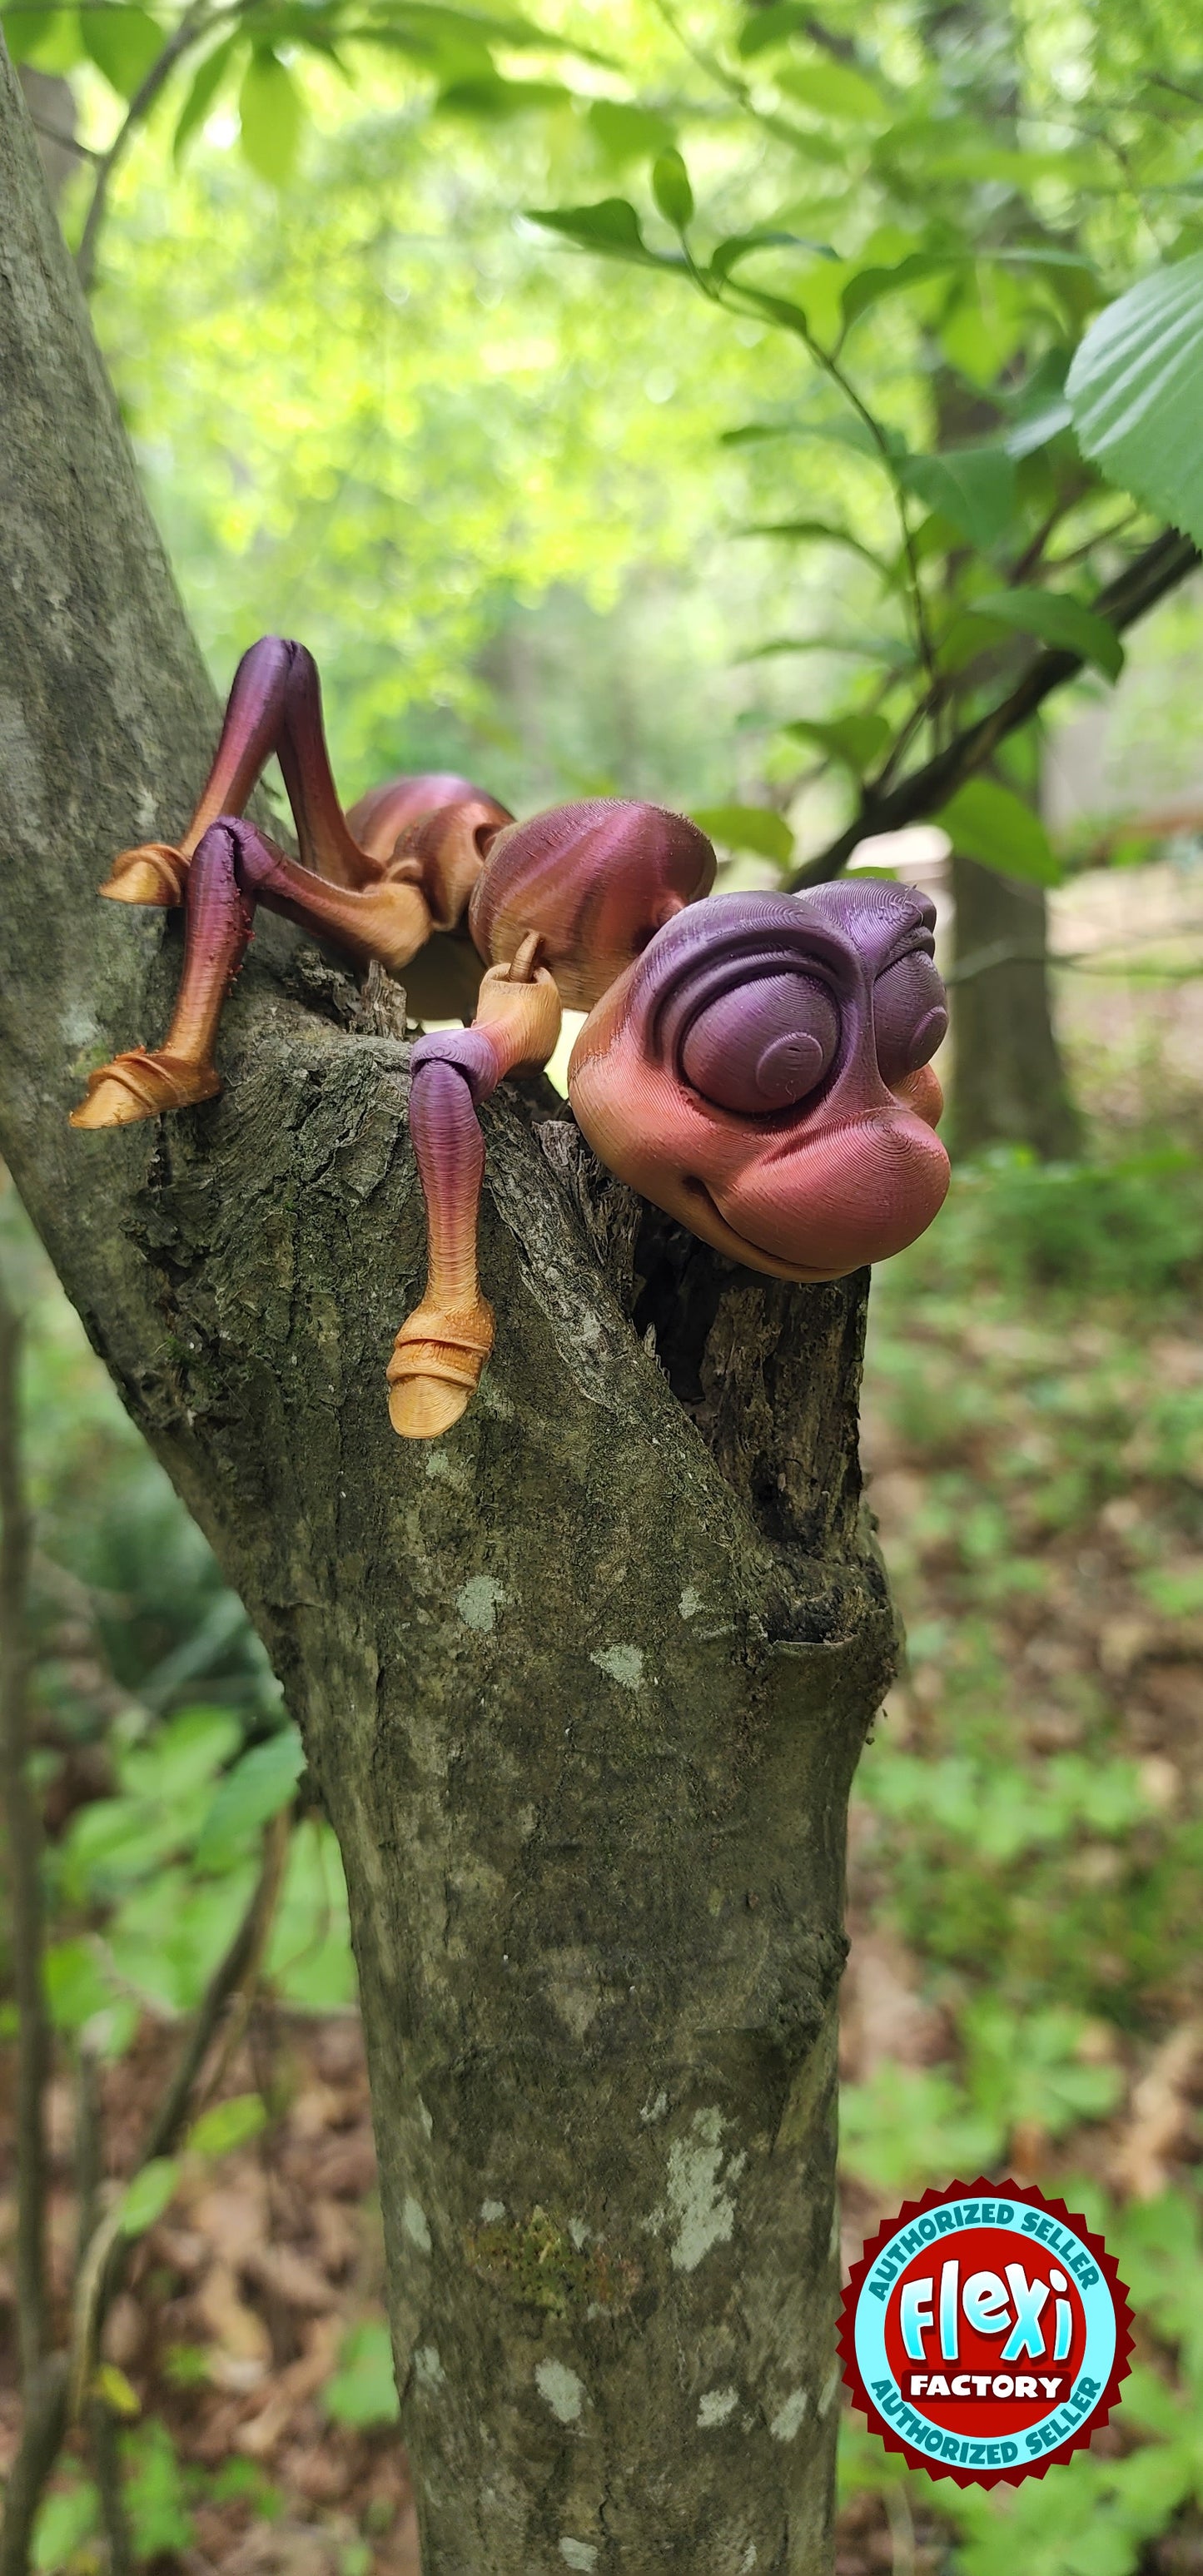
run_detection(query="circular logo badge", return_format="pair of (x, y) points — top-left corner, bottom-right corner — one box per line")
(839, 2180), (1131, 2487)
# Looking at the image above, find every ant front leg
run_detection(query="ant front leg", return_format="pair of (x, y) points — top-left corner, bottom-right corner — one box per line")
(387, 937), (561, 1440)
(71, 818), (437, 1128)
(102, 636), (377, 907)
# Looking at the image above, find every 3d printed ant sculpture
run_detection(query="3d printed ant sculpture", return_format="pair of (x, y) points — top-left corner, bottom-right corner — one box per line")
(71, 636), (952, 1439)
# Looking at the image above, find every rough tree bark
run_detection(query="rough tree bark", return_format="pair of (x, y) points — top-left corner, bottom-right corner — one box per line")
(0, 49), (897, 2573)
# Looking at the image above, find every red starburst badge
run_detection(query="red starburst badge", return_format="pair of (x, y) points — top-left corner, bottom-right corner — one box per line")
(839, 2180), (1131, 2487)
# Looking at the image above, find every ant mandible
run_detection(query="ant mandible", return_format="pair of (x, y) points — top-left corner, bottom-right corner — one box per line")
(71, 637), (951, 1438)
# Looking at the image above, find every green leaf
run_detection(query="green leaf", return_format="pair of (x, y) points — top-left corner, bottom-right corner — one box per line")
(937, 778), (1060, 884)
(738, 515), (890, 574)
(743, 634), (909, 666)
(186, 2093), (267, 2160)
(652, 147), (693, 231)
(437, 75), (567, 117)
(173, 34), (241, 164)
(322, 2320), (400, 2428)
(526, 198), (665, 266)
(736, 0), (813, 54)
(81, 3), (163, 99)
(842, 249), (965, 331)
(974, 588), (1125, 681)
(32, 2480), (100, 2574)
(776, 57), (888, 122)
(92, 2362), (140, 2419)
(1003, 397), (1073, 460)
(123, 2422), (193, 2561)
(785, 712), (891, 771)
(585, 100), (674, 167)
(119, 1707), (241, 1807)
(44, 1937), (111, 2034)
(841, 2064), (1000, 2193)
(238, 49), (303, 187)
(116, 2157), (179, 2239)
(2, 3), (84, 71)
(1066, 251), (1203, 546)
(689, 805), (793, 864)
(267, 1818), (356, 2011)
(902, 446), (1017, 552)
(710, 228), (834, 284)
(195, 1722), (303, 1872)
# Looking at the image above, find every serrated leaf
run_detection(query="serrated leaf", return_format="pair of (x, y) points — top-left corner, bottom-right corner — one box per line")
(526, 197), (664, 266)
(238, 48), (303, 187)
(195, 1722), (303, 1872)
(974, 587), (1124, 681)
(81, 3), (163, 99)
(689, 805), (793, 864)
(902, 446), (1017, 551)
(937, 778), (1060, 884)
(186, 2093), (267, 2160)
(652, 147), (693, 230)
(173, 34), (241, 164)
(785, 712), (892, 771)
(117, 2157), (179, 2238)
(1066, 251), (1203, 546)
(585, 99), (674, 167)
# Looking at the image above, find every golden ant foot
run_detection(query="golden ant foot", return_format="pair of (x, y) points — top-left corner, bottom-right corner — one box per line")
(98, 843), (189, 905)
(385, 1298), (495, 1440)
(70, 1048), (221, 1129)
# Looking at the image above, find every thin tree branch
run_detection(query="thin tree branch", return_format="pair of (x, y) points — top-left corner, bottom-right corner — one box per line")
(143, 1803), (291, 2162)
(89, 2404), (133, 2576)
(0, 1256), (50, 2388)
(791, 529), (1201, 886)
(27, 116), (104, 163)
(76, 2), (211, 296)
(67, 1805), (291, 2417)
(73, 2033), (105, 2278)
(0, 2360), (69, 2576)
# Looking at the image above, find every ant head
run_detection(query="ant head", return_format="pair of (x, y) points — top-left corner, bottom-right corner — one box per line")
(468, 799), (717, 1008)
(569, 881), (950, 1280)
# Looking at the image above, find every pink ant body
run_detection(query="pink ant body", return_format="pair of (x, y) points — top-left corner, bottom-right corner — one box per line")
(72, 636), (951, 1436)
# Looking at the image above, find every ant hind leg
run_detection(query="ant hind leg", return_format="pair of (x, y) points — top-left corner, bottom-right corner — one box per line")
(101, 638), (378, 908)
(71, 818), (433, 1129)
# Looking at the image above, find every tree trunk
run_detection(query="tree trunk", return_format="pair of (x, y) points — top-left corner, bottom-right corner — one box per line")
(0, 45), (897, 2572)
(922, 0), (1081, 1165)
(949, 852), (1081, 1161)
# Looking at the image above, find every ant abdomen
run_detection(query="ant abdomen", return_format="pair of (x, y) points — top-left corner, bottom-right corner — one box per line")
(469, 798), (717, 1007)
